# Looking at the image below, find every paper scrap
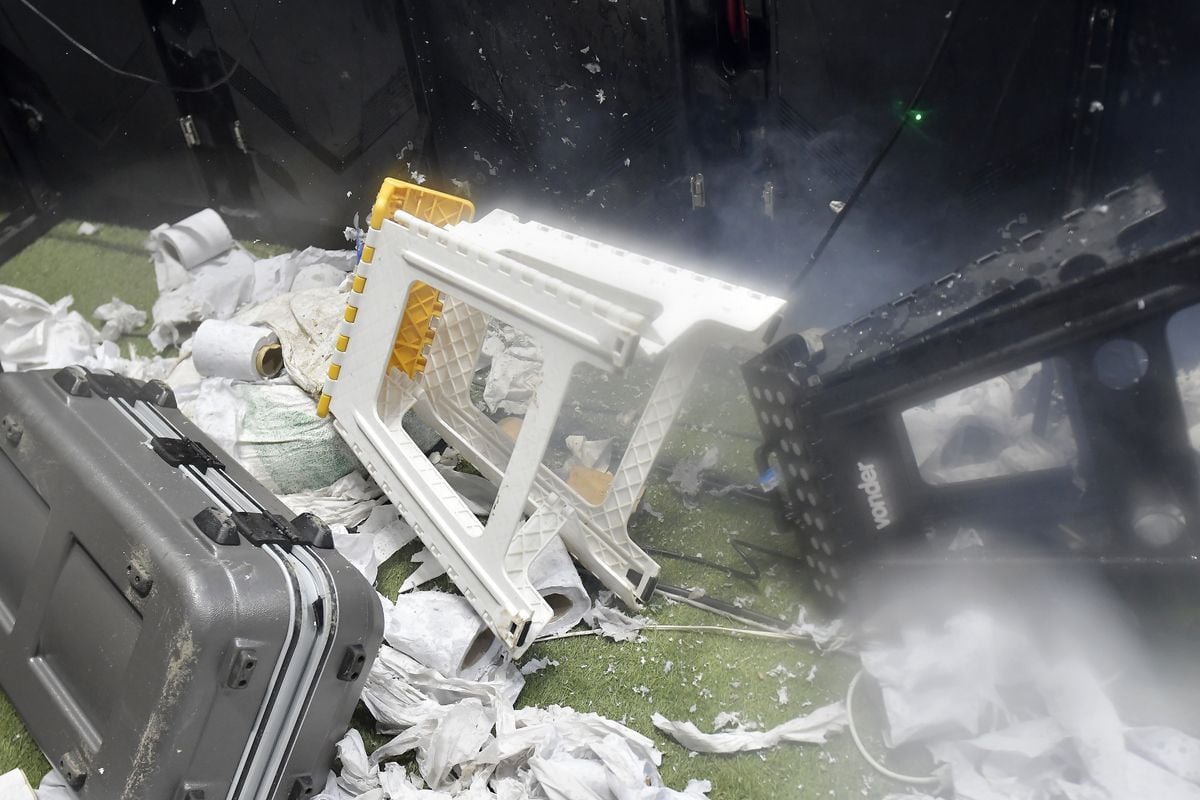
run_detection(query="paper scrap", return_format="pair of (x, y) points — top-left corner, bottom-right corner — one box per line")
(93, 297), (146, 341)
(651, 702), (847, 753)
(584, 596), (649, 642)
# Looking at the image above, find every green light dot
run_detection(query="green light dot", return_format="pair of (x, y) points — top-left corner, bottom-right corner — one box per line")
(913, 112), (923, 121)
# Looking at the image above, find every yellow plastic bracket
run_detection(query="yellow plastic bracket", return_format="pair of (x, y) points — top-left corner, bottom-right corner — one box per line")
(318, 179), (474, 417)
(377, 181), (475, 378)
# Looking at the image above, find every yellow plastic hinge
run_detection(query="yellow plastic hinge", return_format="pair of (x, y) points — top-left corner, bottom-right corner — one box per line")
(336, 335), (349, 352)
(327, 363), (341, 380)
(361, 245), (375, 264)
(367, 178), (476, 380)
(389, 282), (445, 378)
(344, 306), (358, 323)
(352, 275), (366, 293)
(316, 394), (332, 418)
(369, 178), (476, 230)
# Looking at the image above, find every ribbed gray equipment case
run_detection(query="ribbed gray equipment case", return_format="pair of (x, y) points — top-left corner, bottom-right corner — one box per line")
(0, 367), (383, 800)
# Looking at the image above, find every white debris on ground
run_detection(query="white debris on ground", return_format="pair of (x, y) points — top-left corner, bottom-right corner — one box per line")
(651, 702), (847, 754)
(331, 505), (417, 585)
(317, 645), (714, 800)
(93, 297), (146, 341)
(279, 471), (384, 528)
(789, 606), (853, 653)
(583, 593), (650, 642)
(11, 208), (828, 800)
(667, 446), (719, 505)
(858, 610), (1200, 800)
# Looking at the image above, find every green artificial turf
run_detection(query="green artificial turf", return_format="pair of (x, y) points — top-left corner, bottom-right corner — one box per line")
(0, 220), (902, 797)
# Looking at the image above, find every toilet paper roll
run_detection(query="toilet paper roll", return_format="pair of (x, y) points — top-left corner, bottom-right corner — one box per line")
(383, 592), (503, 681)
(192, 319), (283, 381)
(527, 534), (590, 637)
(153, 209), (234, 270)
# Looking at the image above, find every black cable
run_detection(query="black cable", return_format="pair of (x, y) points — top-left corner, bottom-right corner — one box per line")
(639, 537), (804, 585)
(788, 0), (968, 293)
(655, 582), (794, 630)
(16, 0), (263, 94)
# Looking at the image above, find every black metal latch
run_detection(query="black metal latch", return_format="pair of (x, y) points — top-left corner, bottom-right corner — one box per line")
(152, 436), (225, 472)
(193, 508), (335, 550)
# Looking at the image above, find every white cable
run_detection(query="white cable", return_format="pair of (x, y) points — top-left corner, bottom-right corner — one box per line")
(537, 623), (813, 644)
(846, 669), (941, 787)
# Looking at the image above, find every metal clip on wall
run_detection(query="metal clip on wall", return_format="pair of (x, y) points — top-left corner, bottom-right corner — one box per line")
(319, 178), (784, 656)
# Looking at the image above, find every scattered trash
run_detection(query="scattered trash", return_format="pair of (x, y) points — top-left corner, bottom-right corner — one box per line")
(855, 609), (1200, 800)
(379, 592), (506, 682)
(0, 287), (99, 370)
(148, 208), (234, 291)
(76, 221), (99, 236)
(93, 297), (146, 341)
(0, 768), (36, 800)
(279, 471), (384, 528)
(480, 323), (543, 415)
(667, 446), (719, 504)
(331, 505), (416, 585)
(651, 702), (847, 754)
(584, 594), (649, 642)
(345, 645), (712, 800)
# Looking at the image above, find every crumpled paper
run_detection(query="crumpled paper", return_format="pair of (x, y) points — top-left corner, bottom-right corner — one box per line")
(0, 286), (98, 370)
(667, 446), (719, 504)
(331, 505), (417, 585)
(651, 701), (848, 753)
(147, 207), (354, 353)
(0, 769), (36, 800)
(379, 592), (505, 682)
(34, 768), (72, 800)
(340, 645), (712, 800)
(480, 324), (543, 415)
(583, 594), (649, 642)
(93, 296), (147, 341)
(859, 610), (1200, 800)
(280, 471), (384, 528)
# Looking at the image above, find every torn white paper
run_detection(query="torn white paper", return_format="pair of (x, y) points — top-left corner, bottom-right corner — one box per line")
(93, 297), (147, 341)
(279, 471), (384, 528)
(0, 286), (98, 370)
(481, 324), (543, 415)
(667, 446), (719, 501)
(331, 505), (416, 585)
(651, 702), (847, 753)
(583, 595), (649, 642)
(0, 769), (36, 800)
(379, 591), (504, 681)
(859, 609), (1200, 800)
(148, 208), (235, 290)
(357, 644), (710, 799)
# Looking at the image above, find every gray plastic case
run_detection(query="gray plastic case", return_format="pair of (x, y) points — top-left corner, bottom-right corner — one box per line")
(0, 367), (383, 800)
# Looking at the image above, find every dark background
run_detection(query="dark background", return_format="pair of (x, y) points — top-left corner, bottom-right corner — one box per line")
(1, 0), (1197, 331)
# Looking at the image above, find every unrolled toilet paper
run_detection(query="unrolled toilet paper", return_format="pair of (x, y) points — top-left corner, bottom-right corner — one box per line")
(525, 534), (589, 637)
(155, 209), (234, 269)
(192, 319), (283, 382)
(382, 591), (504, 681)
(396, 533), (589, 638)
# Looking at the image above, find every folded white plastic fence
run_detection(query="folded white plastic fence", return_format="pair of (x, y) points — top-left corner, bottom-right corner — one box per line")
(320, 180), (784, 656)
